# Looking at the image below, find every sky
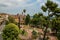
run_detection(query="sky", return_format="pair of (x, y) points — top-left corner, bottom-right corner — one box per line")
(0, 0), (60, 16)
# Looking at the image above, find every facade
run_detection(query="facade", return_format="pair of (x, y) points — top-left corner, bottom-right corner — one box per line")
(13, 13), (26, 25)
(0, 13), (9, 25)
(0, 18), (3, 23)
(0, 13), (8, 21)
(0, 13), (26, 25)
(0, 13), (8, 20)
(20, 14), (26, 25)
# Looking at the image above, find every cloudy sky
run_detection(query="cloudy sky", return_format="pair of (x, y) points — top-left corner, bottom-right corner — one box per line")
(0, 0), (60, 16)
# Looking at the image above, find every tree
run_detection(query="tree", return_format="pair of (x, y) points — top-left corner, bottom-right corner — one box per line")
(51, 17), (60, 40)
(2, 23), (19, 40)
(8, 16), (15, 23)
(25, 14), (30, 25)
(52, 18), (60, 33)
(56, 17), (60, 40)
(38, 13), (43, 17)
(41, 0), (59, 40)
(8, 16), (17, 25)
(33, 14), (38, 18)
(30, 14), (40, 27)
(31, 18), (39, 26)
(5, 20), (10, 25)
(23, 9), (26, 14)
(30, 13), (44, 28)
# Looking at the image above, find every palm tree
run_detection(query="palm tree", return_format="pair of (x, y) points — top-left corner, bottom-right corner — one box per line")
(23, 9), (26, 14)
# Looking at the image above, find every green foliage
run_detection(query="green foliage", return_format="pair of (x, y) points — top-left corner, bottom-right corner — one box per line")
(7, 16), (17, 25)
(38, 13), (43, 16)
(33, 14), (38, 18)
(41, 0), (60, 40)
(57, 32), (60, 40)
(21, 29), (27, 36)
(2, 23), (19, 40)
(25, 14), (30, 25)
(33, 13), (43, 18)
(5, 20), (10, 25)
(54, 8), (60, 13)
(51, 17), (60, 40)
(31, 17), (40, 26)
(19, 29), (22, 34)
(32, 30), (37, 35)
(32, 30), (38, 39)
(31, 13), (43, 26)
(41, 6), (47, 12)
(41, 0), (60, 16)
(30, 13), (48, 28)
(41, 0), (60, 33)
(45, 0), (58, 12)
(8, 16), (15, 23)
(23, 9), (26, 13)
(52, 17), (60, 31)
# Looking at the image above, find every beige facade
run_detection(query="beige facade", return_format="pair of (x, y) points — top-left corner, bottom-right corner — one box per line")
(0, 18), (4, 23)
(13, 14), (26, 25)
(0, 13), (8, 19)
(0, 13), (26, 25)
(0, 13), (9, 24)
(0, 13), (8, 20)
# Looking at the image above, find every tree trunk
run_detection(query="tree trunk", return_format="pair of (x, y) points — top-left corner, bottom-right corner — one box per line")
(43, 26), (48, 40)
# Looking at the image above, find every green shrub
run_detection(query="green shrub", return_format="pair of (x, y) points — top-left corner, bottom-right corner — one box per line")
(5, 20), (10, 25)
(19, 29), (22, 34)
(21, 29), (27, 36)
(2, 23), (19, 40)
(32, 30), (38, 39)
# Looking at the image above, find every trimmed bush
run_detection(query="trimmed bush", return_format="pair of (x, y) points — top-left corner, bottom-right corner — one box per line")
(2, 23), (19, 40)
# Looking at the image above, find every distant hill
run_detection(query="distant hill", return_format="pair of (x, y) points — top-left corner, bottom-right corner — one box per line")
(0, 13), (9, 15)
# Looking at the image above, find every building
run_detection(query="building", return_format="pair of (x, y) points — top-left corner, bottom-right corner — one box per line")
(0, 13), (26, 25)
(12, 13), (26, 25)
(0, 13), (9, 25)
(0, 13), (8, 20)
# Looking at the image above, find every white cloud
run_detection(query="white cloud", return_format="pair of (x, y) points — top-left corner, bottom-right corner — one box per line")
(0, 0), (16, 7)
(0, 0), (43, 8)
(17, 0), (24, 2)
(0, 0), (60, 8)
(37, 0), (45, 6)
